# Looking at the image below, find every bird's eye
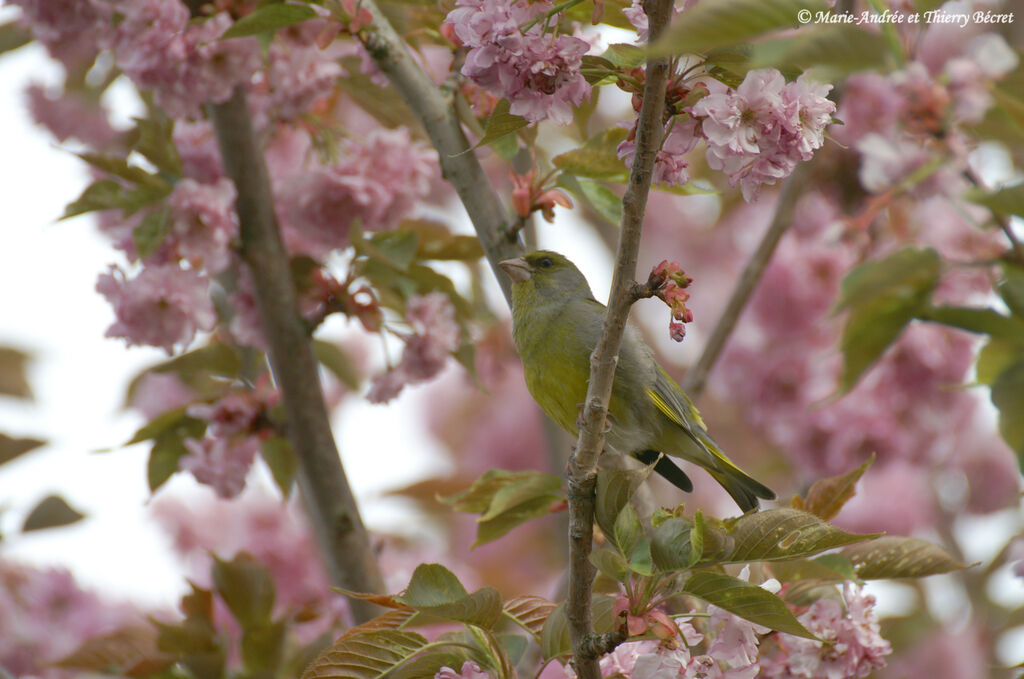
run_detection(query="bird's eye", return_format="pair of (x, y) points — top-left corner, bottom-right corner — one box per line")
(538, 257), (553, 268)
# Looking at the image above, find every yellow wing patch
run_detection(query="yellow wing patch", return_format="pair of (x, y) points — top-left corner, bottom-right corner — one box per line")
(646, 388), (686, 428)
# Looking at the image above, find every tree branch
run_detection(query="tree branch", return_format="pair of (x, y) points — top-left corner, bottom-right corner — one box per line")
(356, 0), (522, 304)
(680, 160), (812, 399)
(565, 0), (673, 675)
(208, 86), (385, 624)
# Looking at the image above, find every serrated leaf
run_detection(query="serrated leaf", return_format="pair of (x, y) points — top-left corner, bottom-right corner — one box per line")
(475, 99), (529, 149)
(552, 129), (629, 180)
(966, 182), (1024, 218)
(22, 495), (86, 532)
(595, 465), (651, 545)
(556, 174), (622, 226)
(919, 305), (1024, 339)
(503, 595), (557, 641)
(612, 502), (644, 558)
(221, 4), (317, 39)
(840, 536), (969, 579)
(475, 495), (558, 546)
(213, 553), (276, 628)
(441, 469), (532, 513)
(768, 555), (856, 584)
(62, 179), (129, 218)
(602, 43), (646, 68)
(0, 434), (45, 466)
(991, 358), (1024, 470)
(77, 152), (167, 189)
(441, 469), (563, 545)
(260, 436), (297, 498)
(313, 340), (361, 390)
(479, 472), (562, 521)
(591, 545), (631, 582)
(649, 0), (829, 57)
(682, 572), (817, 639)
(300, 629), (430, 679)
(133, 206), (172, 259)
(55, 625), (174, 677)
(128, 408), (203, 445)
(650, 516), (698, 572)
(396, 564), (502, 628)
(792, 455), (874, 521)
(836, 248), (941, 391)
(723, 508), (878, 564)
(0, 347), (32, 399)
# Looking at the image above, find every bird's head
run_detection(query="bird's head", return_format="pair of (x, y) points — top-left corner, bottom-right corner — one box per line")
(499, 251), (594, 305)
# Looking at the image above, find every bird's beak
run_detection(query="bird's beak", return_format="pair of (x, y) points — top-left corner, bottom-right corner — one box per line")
(499, 257), (532, 283)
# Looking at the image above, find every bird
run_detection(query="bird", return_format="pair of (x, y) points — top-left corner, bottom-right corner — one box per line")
(499, 250), (775, 512)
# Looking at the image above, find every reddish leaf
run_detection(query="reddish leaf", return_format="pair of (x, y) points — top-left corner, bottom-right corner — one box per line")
(54, 625), (174, 677)
(792, 454), (874, 521)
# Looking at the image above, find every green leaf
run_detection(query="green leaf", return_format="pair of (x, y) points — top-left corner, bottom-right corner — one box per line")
(919, 305), (1024, 339)
(397, 564), (502, 628)
(650, 516), (699, 572)
(649, 0), (829, 57)
(475, 99), (529, 149)
(991, 358), (1024, 470)
(359, 230), (421, 272)
(769, 555), (856, 583)
(965, 182), (1024, 218)
(441, 469), (563, 546)
(221, 4), (318, 39)
(213, 553), (276, 629)
(503, 595), (557, 641)
(62, 179), (129, 218)
(131, 115), (183, 176)
(126, 343), (241, 405)
(552, 129), (629, 181)
(148, 431), (191, 492)
(540, 595), (616, 660)
(260, 437), (297, 498)
(22, 495), (86, 532)
(839, 536), (970, 579)
(499, 633), (528, 666)
(612, 502), (644, 558)
(748, 25), (892, 76)
(401, 220), (485, 261)
(474, 495), (559, 546)
(313, 340), (361, 390)
(133, 207), (172, 259)
(976, 338), (1024, 385)
(595, 465), (651, 546)
(0, 434), (45, 466)
(0, 346), (32, 399)
(998, 263), (1024, 318)
(300, 629), (430, 679)
(723, 508), (879, 564)
(77, 152), (168, 189)
(241, 620), (287, 674)
(556, 174), (622, 226)
(601, 43), (646, 68)
(683, 571), (817, 638)
(591, 546), (631, 582)
(127, 407), (205, 445)
(792, 455), (874, 522)
(836, 247), (941, 391)
(0, 20), (32, 55)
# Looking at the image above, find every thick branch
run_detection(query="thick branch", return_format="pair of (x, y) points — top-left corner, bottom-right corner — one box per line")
(680, 160), (812, 399)
(566, 0), (674, 675)
(208, 87), (385, 624)
(357, 0), (521, 304)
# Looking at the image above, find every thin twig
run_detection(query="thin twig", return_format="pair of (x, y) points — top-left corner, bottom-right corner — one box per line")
(965, 166), (1024, 265)
(680, 160), (812, 399)
(565, 0), (674, 675)
(208, 86), (385, 624)
(356, 0), (522, 304)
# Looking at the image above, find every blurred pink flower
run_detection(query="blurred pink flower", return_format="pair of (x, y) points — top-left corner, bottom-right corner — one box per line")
(166, 178), (239, 274)
(173, 120), (225, 184)
(25, 85), (119, 149)
(834, 460), (936, 535)
(180, 435), (261, 499)
(96, 264), (216, 354)
(618, 118), (700, 188)
(129, 372), (196, 419)
(0, 560), (141, 679)
(9, 0), (110, 68)
(368, 293), (461, 403)
(265, 42), (344, 120)
(436, 661), (493, 678)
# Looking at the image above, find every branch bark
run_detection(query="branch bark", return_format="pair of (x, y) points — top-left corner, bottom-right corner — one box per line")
(565, 0), (674, 675)
(357, 0), (522, 304)
(680, 160), (812, 399)
(208, 87), (385, 624)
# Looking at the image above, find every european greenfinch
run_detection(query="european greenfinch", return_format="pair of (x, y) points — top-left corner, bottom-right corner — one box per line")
(500, 250), (775, 512)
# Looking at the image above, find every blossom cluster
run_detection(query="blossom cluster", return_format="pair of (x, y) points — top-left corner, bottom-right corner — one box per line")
(650, 260), (695, 342)
(445, 0), (591, 125)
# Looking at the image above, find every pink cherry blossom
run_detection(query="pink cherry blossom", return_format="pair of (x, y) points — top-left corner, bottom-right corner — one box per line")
(618, 118), (700, 188)
(180, 434), (261, 499)
(265, 42), (344, 120)
(129, 372), (196, 419)
(173, 120), (225, 184)
(166, 178), (239, 273)
(25, 84), (119, 149)
(8, 0), (111, 69)
(368, 293), (462, 403)
(445, 0), (591, 125)
(435, 661), (493, 679)
(96, 264), (216, 354)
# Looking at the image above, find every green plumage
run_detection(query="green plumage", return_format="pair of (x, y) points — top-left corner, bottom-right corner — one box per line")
(502, 250), (775, 512)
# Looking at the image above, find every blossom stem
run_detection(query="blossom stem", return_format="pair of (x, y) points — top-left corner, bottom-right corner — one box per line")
(207, 86), (385, 623)
(680, 160), (812, 399)
(519, 0), (589, 32)
(566, 0), (674, 675)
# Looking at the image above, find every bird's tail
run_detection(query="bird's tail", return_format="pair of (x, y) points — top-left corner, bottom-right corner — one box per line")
(706, 467), (776, 513)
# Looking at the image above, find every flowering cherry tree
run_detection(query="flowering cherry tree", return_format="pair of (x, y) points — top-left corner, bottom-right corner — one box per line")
(2, 0), (1023, 677)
